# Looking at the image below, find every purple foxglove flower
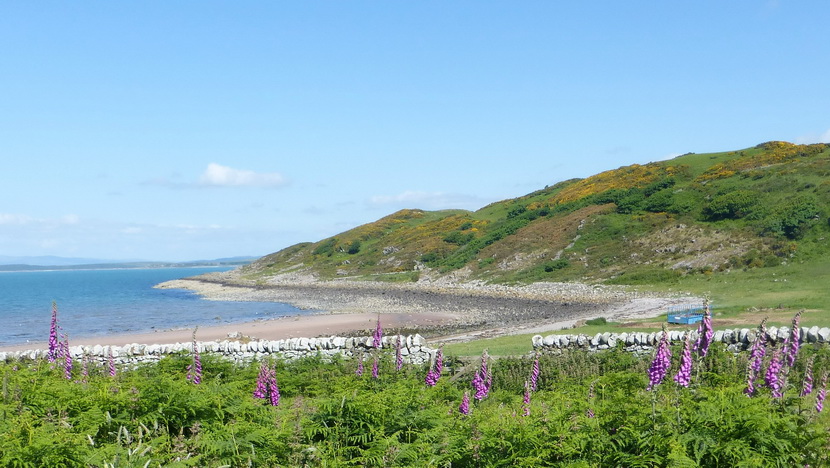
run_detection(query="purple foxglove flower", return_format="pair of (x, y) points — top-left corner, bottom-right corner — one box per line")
(765, 347), (784, 398)
(371, 356), (379, 379)
(268, 369), (280, 407)
(372, 316), (383, 349)
(522, 381), (531, 417)
(673, 333), (692, 388)
(529, 356), (540, 392)
(355, 358), (364, 377)
(254, 363), (269, 399)
(586, 408), (595, 418)
(395, 335), (403, 371)
(748, 320), (767, 373)
(62, 335), (72, 380)
(816, 372), (827, 413)
(108, 347), (116, 377)
(646, 329), (672, 391)
(801, 357), (814, 397)
(48, 302), (59, 362)
(786, 310), (802, 368)
(472, 350), (492, 400)
(186, 332), (202, 384)
(459, 391), (470, 415)
(745, 320), (768, 396)
(425, 348), (443, 386)
(693, 301), (714, 358)
(253, 363), (280, 406)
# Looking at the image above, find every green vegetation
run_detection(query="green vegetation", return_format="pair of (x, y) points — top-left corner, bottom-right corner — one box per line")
(2, 340), (828, 466)
(243, 141), (830, 316)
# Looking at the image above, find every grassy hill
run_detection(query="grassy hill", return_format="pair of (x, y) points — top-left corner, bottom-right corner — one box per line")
(241, 141), (830, 312)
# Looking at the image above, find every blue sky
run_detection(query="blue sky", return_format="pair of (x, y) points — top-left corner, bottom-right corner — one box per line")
(2, 1), (829, 262)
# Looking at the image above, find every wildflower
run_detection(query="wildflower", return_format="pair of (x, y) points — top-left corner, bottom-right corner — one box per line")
(765, 347), (784, 398)
(459, 391), (470, 415)
(744, 319), (767, 396)
(395, 335), (403, 371)
(372, 315), (383, 349)
(529, 355), (540, 392)
(253, 363), (269, 399)
(472, 350), (492, 400)
(62, 334), (72, 380)
(355, 358), (364, 377)
(586, 408), (595, 418)
(785, 310), (802, 368)
(646, 328), (672, 391)
(815, 372), (827, 413)
(693, 300), (713, 358)
(268, 370), (281, 407)
(371, 356), (379, 379)
(186, 330), (202, 385)
(522, 381), (531, 417)
(253, 362), (280, 406)
(673, 332), (692, 388)
(425, 348), (444, 387)
(801, 357), (814, 397)
(48, 302), (59, 362)
(108, 347), (116, 377)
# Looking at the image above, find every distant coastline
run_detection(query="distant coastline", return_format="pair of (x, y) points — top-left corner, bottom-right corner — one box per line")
(0, 260), (253, 273)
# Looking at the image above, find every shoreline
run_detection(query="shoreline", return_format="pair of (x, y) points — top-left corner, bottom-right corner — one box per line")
(1, 273), (700, 353)
(0, 311), (457, 353)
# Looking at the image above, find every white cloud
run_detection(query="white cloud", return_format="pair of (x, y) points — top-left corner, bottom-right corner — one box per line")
(0, 213), (33, 225)
(0, 213), (79, 226)
(795, 128), (830, 144)
(369, 190), (492, 211)
(199, 163), (287, 188)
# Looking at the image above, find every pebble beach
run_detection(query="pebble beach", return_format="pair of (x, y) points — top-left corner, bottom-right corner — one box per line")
(0, 270), (700, 353)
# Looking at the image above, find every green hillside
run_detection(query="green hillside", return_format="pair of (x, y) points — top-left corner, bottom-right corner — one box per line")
(241, 141), (830, 311)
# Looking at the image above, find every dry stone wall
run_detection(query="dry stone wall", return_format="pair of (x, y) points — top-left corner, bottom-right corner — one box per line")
(533, 325), (830, 354)
(0, 334), (434, 367)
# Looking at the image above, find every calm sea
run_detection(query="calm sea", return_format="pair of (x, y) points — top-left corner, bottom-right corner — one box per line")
(0, 267), (307, 347)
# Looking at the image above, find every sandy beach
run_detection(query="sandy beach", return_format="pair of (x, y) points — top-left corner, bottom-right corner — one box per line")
(0, 311), (456, 353)
(0, 272), (699, 353)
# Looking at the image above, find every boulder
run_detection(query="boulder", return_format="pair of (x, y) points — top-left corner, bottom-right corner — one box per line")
(818, 327), (830, 343)
(807, 326), (820, 343)
(715, 330), (735, 344)
(413, 334), (425, 346)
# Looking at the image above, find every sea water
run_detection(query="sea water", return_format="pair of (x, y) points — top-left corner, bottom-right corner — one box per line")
(0, 267), (307, 347)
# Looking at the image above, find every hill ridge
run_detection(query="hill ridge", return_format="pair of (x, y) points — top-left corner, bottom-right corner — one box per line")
(241, 141), (830, 288)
